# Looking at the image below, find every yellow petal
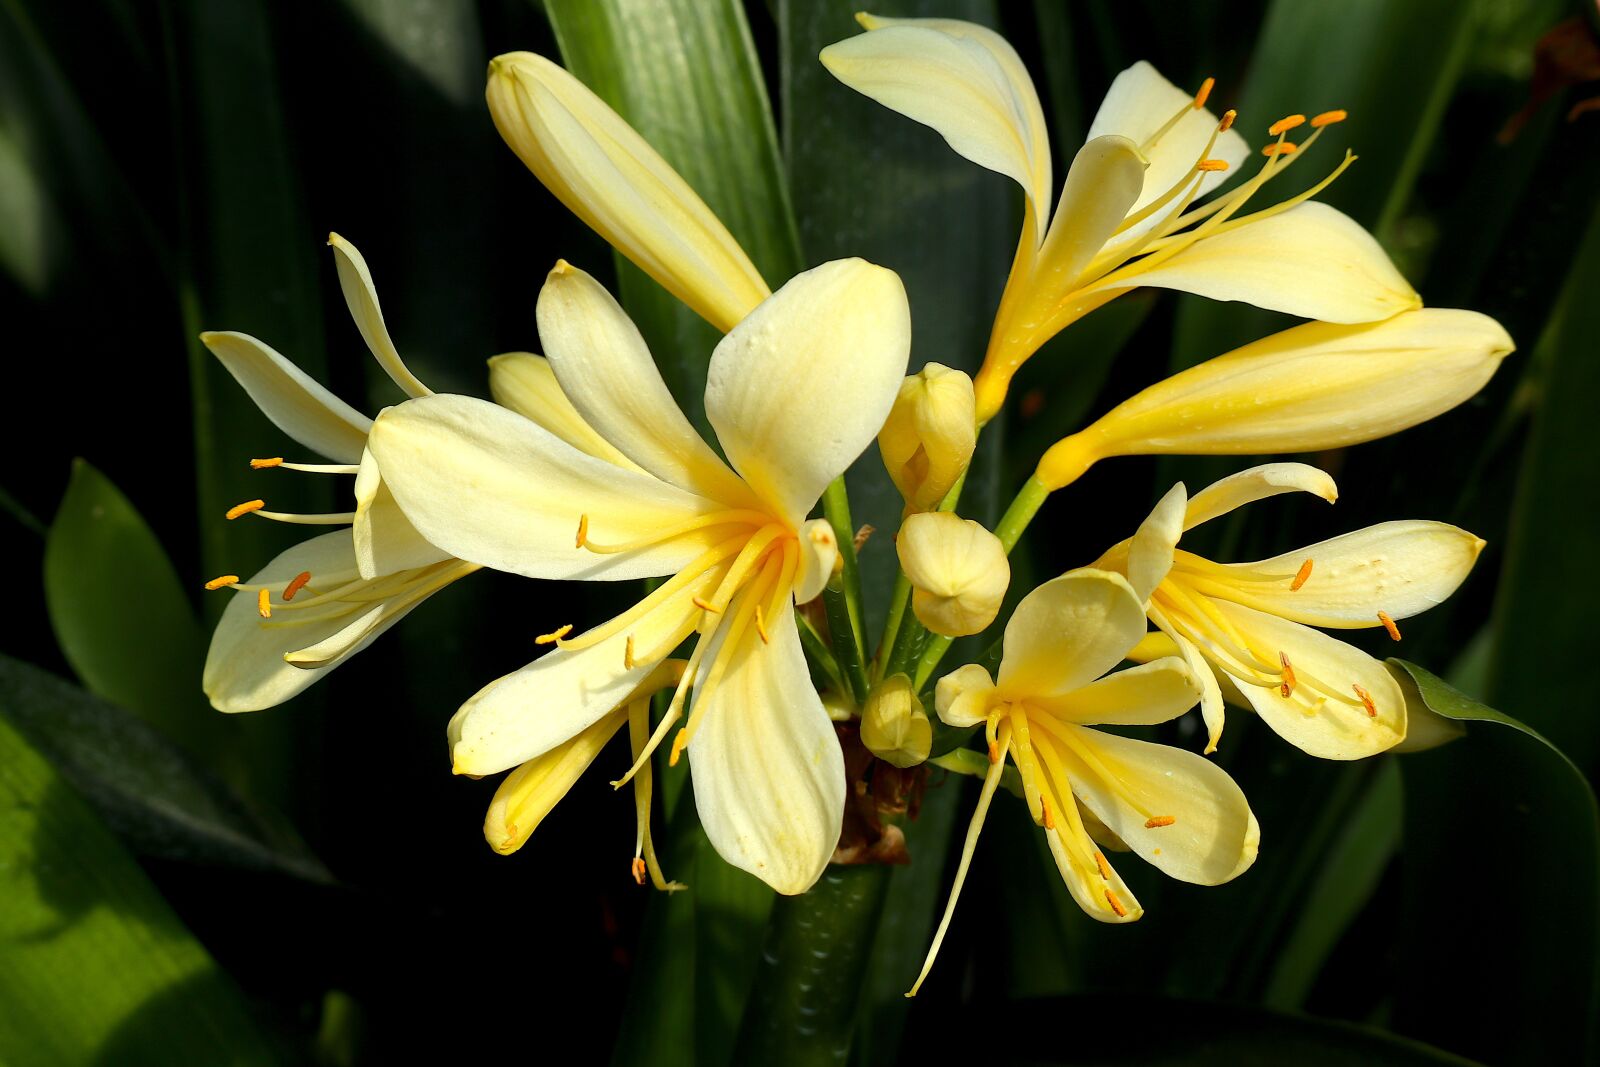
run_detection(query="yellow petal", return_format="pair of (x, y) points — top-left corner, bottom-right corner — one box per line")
(368, 395), (727, 581)
(1034, 657), (1199, 727)
(1096, 202), (1419, 323)
(998, 569), (1146, 702)
(898, 512), (1010, 637)
(877, 362), (977, 514)
(1184, 462), (1338, 531)
(351, 447), (452, 581)
(1126, 482), (1187, 603)
(486, 353), (640, 469)
(794, 518), (839, 605)
(200, 331), (371, 464)
(484, 706), (628, 855)
(1153, 614), (1227, 754)
(821, 16), (1051, 239)
(327, 233), (432, 399)
(933, 663), (996, 727)
(861, 673), (932, 768)
(536, 262), (755, 505)
(485, 52), (769, 333)
(705, 259), (910, 527)
(687, 605), (845, 894)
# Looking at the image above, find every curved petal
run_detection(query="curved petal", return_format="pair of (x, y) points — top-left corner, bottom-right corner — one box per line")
(486, 353), (640, 469)
(793, 518), (839, 605)
(1184, 463), (1338, 531)
(351, 447), (453, 580)
(483, 705), (629, 855)
(934, 663), (996, 727)
(327, 233), (431, 398)
(1038, 722), (1259, 885)
(1086, 61), (1250, 242)
(1034, 135), (1147, 285)
(705, 259), (911, 526)
(449, 570), (715, 776)
(688, 605), (846, 894)
(1211, 599), (1406, 759)
(1099, 202), (1419, 324)
(368, 395), (727, 582)
(1151, 611), (1227, 754)
(200, 331), (372, 463)
(1212, 521), (1485, 627)
(1034, 657), (1199, 727)
(820, 17), (1051, 238)
(998, 569), (1146, 702)
(536, 261), (753, 504)
(1127, 482), (1186, 603)
(486, 52), (769, 333)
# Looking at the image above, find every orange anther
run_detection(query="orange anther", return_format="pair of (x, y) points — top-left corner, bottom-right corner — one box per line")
(1353, 683), (1377, 717)
(987, 740), (1001, 764)
(1196, 158), (1230, 172)
(1378, 611), (1402, 642)
(249, 457), (283, 469)
(1291, 558), (1314, 591)
(226, 499), (265, 520)
(1279, 651), (1298, 699)
(1094, 850), (1112, 881)
(1040, 795), (1055, 830)
(256, 588), (271, 618)
(1219, 109), (1237, 132)
(1144, 815), (1176, 829)
(755, 604), (770, 644)
(204, 574), (239, 591)
(1311, 109), (1348, 128)
(692, 596), (718, 613)
(1105, 889), (1128, 917)
(624, 635), (636, 670)
(669, 729), (687, 767)
(283, 571), (312, 601)
(1269, 114), (1306, 136)
(1262, 142), (1298, 157)
(1193, 76), (1215, 110)
(631, 857), (647, 886)
(536, 624), (573, 645)
(575, 514), (589, 549)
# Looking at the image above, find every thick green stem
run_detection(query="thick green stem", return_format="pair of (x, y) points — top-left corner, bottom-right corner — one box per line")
(823, 575), (870, 706)
(796, 612), (846, 695)
(821, 476), (866, 653)
(874, 569), (913, 680)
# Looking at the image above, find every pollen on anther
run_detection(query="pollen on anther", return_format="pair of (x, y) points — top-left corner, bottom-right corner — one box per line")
(1219, 109), (1237, 132)
(1311, 109), (1348, 128)
(630, 857), (647, 886)
(1105, 889), (1128, 917)
(204, 574), (239, 591)
(1094, 850), (1111, 880)
(1279, 651), (1298, 699)
(250, 457), (283, 469)
(1378, 611), (1402, 641)
(1353, 683), (1377, 718)
(1144, 815), (1176, 829)
(669, 729), (687, 767)
(1193, 76), (1215, 110)
(226, 499), (265, 520)
(1269, 114), (1306, 136)
(987, 740), (1001, 764)
(1196, 159), (1230, 173)
(256, 588), (271, 618)
(283, 571), (312, 600)
(536, 623), (573, 645)
(1291, 558), (1314, 591)
(1262, 142), (1298, 157)
(1040, 795), (1055, 830)
(575, 514), (589, 549)
(624, 635), (636, 670)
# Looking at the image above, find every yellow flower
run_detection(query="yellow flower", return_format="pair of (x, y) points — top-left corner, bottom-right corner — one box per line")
(877, 362), (977, 514)
(367, 257), (911, 894)
(1035, 309), (1513, 490)
(486, 51), (770, 333)
(896, 512), (1009, 637)
(910, 569), (1258, 995)
(822, 15), (1419, 421)
(1095, 464), (1486, 759)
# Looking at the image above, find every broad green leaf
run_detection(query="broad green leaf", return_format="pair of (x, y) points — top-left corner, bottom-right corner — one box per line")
(0, 653), (330, 883)
(0, 713), (285, 1066)
(1392, 659), (1600, 1064)
(43, 459), (213, 751)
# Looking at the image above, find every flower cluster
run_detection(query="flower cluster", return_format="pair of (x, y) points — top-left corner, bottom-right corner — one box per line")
(198, 14), (1510, 992)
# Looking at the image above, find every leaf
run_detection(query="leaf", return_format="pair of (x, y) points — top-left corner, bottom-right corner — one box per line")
(0, 653), (331, 884)
(0, 712), (286, 1066)
(1390, 658), (1600, 1064)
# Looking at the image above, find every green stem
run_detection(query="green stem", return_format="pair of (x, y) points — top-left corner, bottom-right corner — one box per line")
(874, 569), (913, 680)
(796, 612), (846, 695)
(877, 469), (972, 680)
(823, 575), (870, 706)
(821, 476), (867, 660)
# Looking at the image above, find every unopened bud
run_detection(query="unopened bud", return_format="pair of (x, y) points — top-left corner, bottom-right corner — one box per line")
(878, 363), (977, 514)
(897, 512), (1009, 637)
(861, 674), (932, 768)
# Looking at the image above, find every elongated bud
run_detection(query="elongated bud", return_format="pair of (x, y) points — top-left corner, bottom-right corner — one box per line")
(878, 363), (977, 514)
(486, 52), (770, 333)
(1036, 308), (1513, 490)
(897, 512), (1010, 637)
(861, 674), (932, 768)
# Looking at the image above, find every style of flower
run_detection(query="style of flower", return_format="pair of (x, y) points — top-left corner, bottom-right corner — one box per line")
(912, 568), (1258, 994)
(1093, 463), (1486, 759)
(366, 257), (911, 894)
(822, 14), (1418, 421)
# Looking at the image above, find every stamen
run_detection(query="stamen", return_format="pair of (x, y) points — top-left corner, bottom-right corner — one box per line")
(1353, 683), (1377, 717)
(256, 588), (272, 618)
(283, 571), (312, 601)
(754, 604), (770, 644)
(250, 457), (283, 469)
(1094, 850), (1111, 881)
(1378, 611), (1402, 641)
(254, 510), (357, 525)
(1196, 159), (1230, 172)
(624, 635), (636, 670)
(536, 624), (573, 645)
(575, 514), (589, 549)
(630, 857), (647, 886)
(1268, 114), (1306, 136)
(1040, 795), (1055, 830)
(1262, 142), (1298, 157)
(1193, 76), (1215, 110)
(226, 499), (265, 520)
(1144, 815), (1176, 829)
(987, 740), (1001, 764)
(692, 596), (718, 613)
(1219, 108), (1236, 132)
(1105, 889), (1129, 917)
(1279, 651), (1298, 698)
(669, 728), (687, 767)
(1311, 109), (1347, 128)
(1292, 559), (1314, 591)
(205, 574), (239, 590)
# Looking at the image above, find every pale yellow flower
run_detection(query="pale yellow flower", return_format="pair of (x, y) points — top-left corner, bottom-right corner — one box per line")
(896, 512), (1009, 637)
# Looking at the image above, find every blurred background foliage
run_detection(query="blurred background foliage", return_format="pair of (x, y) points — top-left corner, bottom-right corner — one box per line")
(2, 0), (1598, 1063)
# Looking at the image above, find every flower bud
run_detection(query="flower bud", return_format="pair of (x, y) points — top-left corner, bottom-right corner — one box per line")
(861, 674), (932, 768)
(878, 363), (977, 514)
(897, 512), (1009, 637)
